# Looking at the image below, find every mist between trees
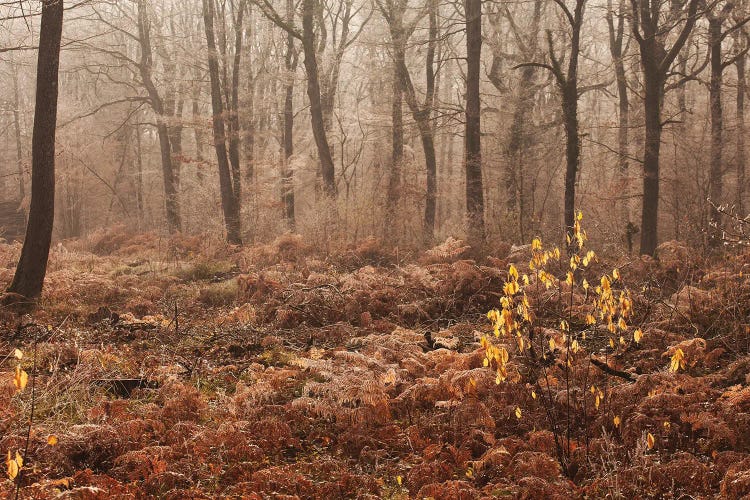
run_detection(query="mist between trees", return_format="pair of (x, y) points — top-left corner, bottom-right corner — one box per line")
(0, 0), (746, 256)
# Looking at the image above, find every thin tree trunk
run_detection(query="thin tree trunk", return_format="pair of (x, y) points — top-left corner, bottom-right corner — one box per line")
(137, 0), (180, 233)
(135, 122), (145, 220)
(386, 54), (403, 236)
(302, 0), (337, 196)
(203, 0), (242, 244)
(228, 0), (247, 205)
(708, 16), (724, 244)
(282, 0), (297, 228)
(607, 0), (631, 236)
(464, 0), (484, 244)
(7, 0), (64, 301)
(737, 48), (746, 213)
(11, 64), (25, 207)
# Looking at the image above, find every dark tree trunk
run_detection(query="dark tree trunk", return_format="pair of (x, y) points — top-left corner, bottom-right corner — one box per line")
(640, 66), (663, 256)
(137, 0), (180, 233)
(708, 17), (724, 244)
(607, 0), (631, 234)
(737, 47), (746, 213)
(631, 0), (699, 255)
(386, 54), (403, 235)
(228, 1), (247, 205)
(203, 0), (242, 244)
(282, 0), (297, 228)
(7, 0), (64, 301)
(562, 81), (580, 244)
(464, 0), (484, 244)
(302, 0), (336, 196)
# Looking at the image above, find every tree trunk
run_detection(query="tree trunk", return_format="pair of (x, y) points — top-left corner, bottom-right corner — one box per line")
(708, 17), (723, 244)
(607, 0), (631, 234)
(464, 0), (484, 244)
(11, 63), (25, 207)
(7, 0), (64, 301)
(386, 54), (403, 236)
(282, 0), (297, 228)
(562, 82), (580, 244)
(137, 0), (180, 233)
(203, 0), (242, 244)
(640, 66), (663, 256)
(302, 0), (336, 196)
(228, 0), (247, 205)
(737, 48), (746, 213)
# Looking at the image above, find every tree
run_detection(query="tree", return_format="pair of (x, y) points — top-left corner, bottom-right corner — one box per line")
(630, 0), (699, 255)
(520, 0), (586, 248)
(202, 0), (244, 244)
(606, 0), (633, 243)
(734, 22), (749, 213)
(136, 0), (182, 233)
(464, 0), (484, 244)
(6, 0), (64, 301)
(378, 0), (439, 242)
(487, 0), (544, 243)
(282, 0), (299, 229)
(706, 2), (750, 244)
(256, 0), (337, 196)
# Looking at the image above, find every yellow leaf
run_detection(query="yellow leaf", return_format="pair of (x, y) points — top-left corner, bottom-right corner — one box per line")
(13, 349), (23, 360)
(531, 390), (537, 399)
(47, 435), (59, 446)
(571, 339), (579, 354)
(549, 338), (556, 351)
(670, 348), (685, 373)
(515, 406), (522, 419)
(586, 314), (596, 325)
(613, 415), (621, 428)
(465, 468), (474, 479)
(634, 328), (643, 343)
(612, 268), (621, 280)
(663, 421), (671, 431)
(14, 366), (28, 392)
(15, 452), (22, 469)
(6, 450), (19, 480)
(609, 337), (615, 349)
(396, 475), (402, 486)
(508, 264), (519, 280)
(595, 393), (601, 409)
(647, 432), (655, 450)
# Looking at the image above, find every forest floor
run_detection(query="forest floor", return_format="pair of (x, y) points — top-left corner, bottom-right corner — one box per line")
(1, 227), (750, 499)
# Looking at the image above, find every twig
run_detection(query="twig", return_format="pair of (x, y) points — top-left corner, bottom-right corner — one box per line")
(590, 357), (636, 382)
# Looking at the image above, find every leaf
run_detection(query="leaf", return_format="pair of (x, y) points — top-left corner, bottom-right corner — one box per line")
(515, 406), (522, 419)
(47, 435), (59, 446)
(14, 366), (28, 392)
(13, 349), (23, 360)
(634, 328), (643, 343)
(549, 338), (556, 351)
(670, 348), (685, 373)
(647, 432), (655, 450)
(396, 475), (402, 486)
(7, 450), (19, 480)
(613, 415), (621, 428)
(612, 268), (621, 280)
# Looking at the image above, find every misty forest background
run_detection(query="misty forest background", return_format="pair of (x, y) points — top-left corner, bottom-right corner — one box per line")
(0, 0), (747, 254)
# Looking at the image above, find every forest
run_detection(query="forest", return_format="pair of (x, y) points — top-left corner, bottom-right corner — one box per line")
(1, 0), (750, 497)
